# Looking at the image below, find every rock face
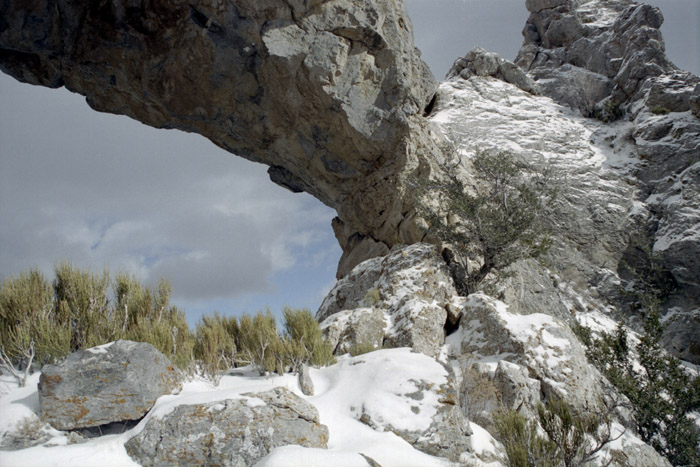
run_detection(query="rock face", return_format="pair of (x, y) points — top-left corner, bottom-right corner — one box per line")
(514, 0), (700, 330)
(447, 295), (605, 415)
(0, 0), (441, 276)
(125, 387), (328, 466)
(318, 243), (457, 358)
(38, 340), (182, 431)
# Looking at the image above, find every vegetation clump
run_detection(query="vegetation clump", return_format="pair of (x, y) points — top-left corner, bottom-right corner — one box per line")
(1, 264), (335, 385)
(417, 150), (556, 294)
(495, 397), (619, 467)
(573, 255), (700, 466)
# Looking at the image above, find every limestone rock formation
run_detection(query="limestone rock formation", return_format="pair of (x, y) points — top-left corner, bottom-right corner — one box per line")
(0, 0), (441, 276)
(38, 340), (182, 431)
(125, 387), (328, 466)
(318, 243), (457, 358)
(514, 0), (700, 327)
(447, 47), (540, 95)
(447, 294), (606, 415)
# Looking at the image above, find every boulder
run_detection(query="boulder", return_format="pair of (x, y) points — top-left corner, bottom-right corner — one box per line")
(447, 47), (539, 95)
(645, 71), (700, 113)
(38, 340), (182, 431)
(339, 348), (472, 462)
(691, 83), (700, 117)
(318, 243), (456, 358)
(320, 307), (388, 355)
(298, 364), (315, 396)
(125, 387), (328, 466)
(525, 0), (573, 13)
(446, 295), (605, 415)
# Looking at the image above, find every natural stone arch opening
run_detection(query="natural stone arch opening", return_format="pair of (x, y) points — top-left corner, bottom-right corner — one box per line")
(0, 0), (447, 281)
(0, 72), (346, 323)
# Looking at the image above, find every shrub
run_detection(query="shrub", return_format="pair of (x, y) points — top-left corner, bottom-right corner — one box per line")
(494, 409), (557, 467)
(53, 261), (112, 351)
(574, 304), (700, 465)
(417, 150), (555, 294)
(193, 312), (238, 380)
(363, 288), (381, 307)
(282, 307), (335, 370)
(1, 265), (336, 382)
(537, 396), (619, 467)
(459, 363), (499, 424)
(348, 341), (380, 357)
(495, 397), (618, 467)
(650, 106), (671, 115)
(237, 310), (283, 375)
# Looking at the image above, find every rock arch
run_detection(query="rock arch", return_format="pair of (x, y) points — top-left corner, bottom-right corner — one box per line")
(0, 0), (444, 276)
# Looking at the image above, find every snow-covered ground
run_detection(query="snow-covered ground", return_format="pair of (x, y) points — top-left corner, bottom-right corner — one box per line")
(0, 348), (473, 467)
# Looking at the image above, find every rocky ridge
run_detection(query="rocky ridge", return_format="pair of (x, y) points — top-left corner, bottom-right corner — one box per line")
(1, 0), (699, 465)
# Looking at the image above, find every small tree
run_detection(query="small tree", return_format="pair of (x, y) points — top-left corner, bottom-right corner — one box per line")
(574, 284), (700, 465)
(417, 150), (555, 294)
(193, 313), (238, 381)
(537, 396), (620, 467)
(238, 310), (282, 376)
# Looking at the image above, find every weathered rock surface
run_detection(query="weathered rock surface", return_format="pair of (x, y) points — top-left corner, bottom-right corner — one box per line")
(318, 243), (456, 358)
(38, 340), (182, 431)
(124, 387), (328, 466)
(447, 294), (605, 414)
(507, 0), (700, 358)
(447, 47), (539, 95)
(298, 364), (314, 396)
(0, 0), (442, 275)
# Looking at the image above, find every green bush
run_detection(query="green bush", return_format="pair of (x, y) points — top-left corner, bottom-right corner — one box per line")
(282, 307), (335, 369)
(193, 312), (238, 379)
(348, 341), (380, 357)
(650, 106), (671, 115)
(1, 265), (336, 383)
(494, 409), (557, 467)
(495, 397), (617, 467)
(417, 150), (555, 294)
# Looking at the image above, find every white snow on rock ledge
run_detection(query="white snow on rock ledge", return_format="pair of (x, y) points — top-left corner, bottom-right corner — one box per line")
(447, 294), (604, 413)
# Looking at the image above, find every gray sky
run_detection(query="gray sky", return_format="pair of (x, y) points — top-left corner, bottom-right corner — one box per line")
(1, 0), (698, 325)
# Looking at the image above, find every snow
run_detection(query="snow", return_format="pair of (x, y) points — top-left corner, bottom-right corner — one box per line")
(0, 349), (455, 467)
(86, 342), (115, 355)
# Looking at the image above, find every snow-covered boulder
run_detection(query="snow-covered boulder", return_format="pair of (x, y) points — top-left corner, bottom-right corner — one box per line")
(318, 243), (456, 358)
(447, 294), (604, 415)
(38, 340), (182, 430)
(313, 348), (471, 462)
(125, 387), (328, 466)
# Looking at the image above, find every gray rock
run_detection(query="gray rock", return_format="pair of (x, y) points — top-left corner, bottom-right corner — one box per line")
(124, 387), (328, 466)
(447, 294), (605, 415)
(530, 64), (613, 116)
(318, 244), (456, 358)
(646, 71), (700, 113)
(525, 0), (573, 13)
(691, 83), (700, 117)
(447, 47), (539, 95)
(492, 360), (542, 418)
(353, 350), (472, 462)
(320, 307), (388, 355)
(298, 364), (314, 396)
(38, 340), (182, 431)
